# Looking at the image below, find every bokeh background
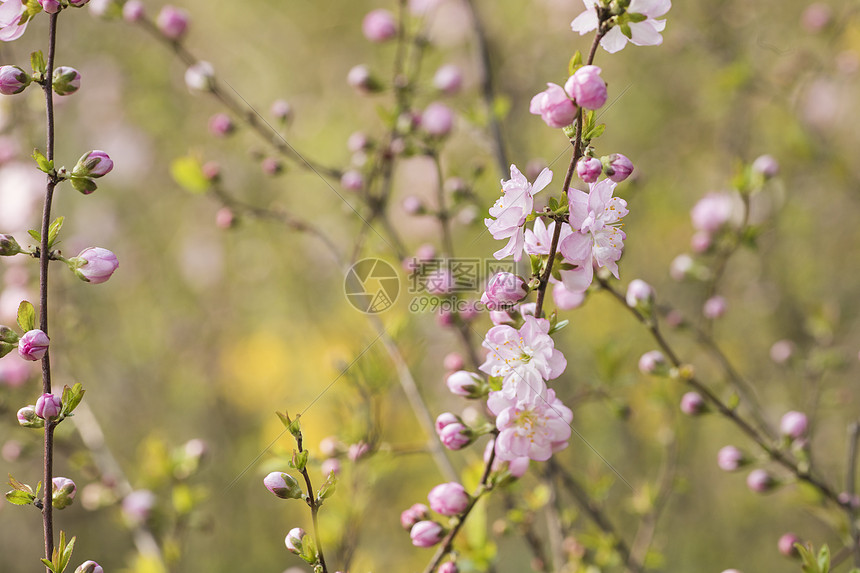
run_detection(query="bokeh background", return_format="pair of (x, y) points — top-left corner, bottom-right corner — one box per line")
(1, 0), (859, 571)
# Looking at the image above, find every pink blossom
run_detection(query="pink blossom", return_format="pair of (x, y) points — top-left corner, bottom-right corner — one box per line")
(485, 165), (552, 262)
(571, 0), (671, 54)
(0, 0), (28, 42)
(564, 65), (607, 110)
(362, 9), (397, 43)
(769, 340), (795, 364)
(185, 61), (214, 92)
(746, 469), (776, 493)
(38, 0), (60, 13)
(446, 370), (483, 397)
(481, 272), (528, 308)
(427, 482), (470, 516)
(75, 562), (103, 573)
(717, 445), (745, 472)
(285, 527), (305, 554)
(122, 0), (144, 22)
(439, 562), (459, 573)
(479, 315), (567, 401)
(18, 329), (49, 361)
(559, 178), (628, 293)
(778, 533), (801, 558)
(551, 282), (585, 310)
(438, 421), (472, 450)
(0, 65), (29, 95)
(638, 350), (666, 375)
(157, 5), (189, 40)
(801, 3), (831, 33)
(410, 520), (445, 547)
(340, 170), (364, 191)
(422, 102), (454, 137)
(529, 83), (576, 128)
(0, 358), (30, 387)
(443, 352), (464, 371)
(488, 388), (573, 462)
(605, 154), (634, 182)
(679, 392), (705, 416)
(690, 192), (736, 233)
(576, 157), (602, 183)
(702, 295), (727, 319)
(347, 441), (370, 461)
(74, 247), (119, 284)
(625, 279), (654, 308)
(484, 439), (530, 478)
(433, 64), (463, 95)
(321, 458), (340, 477)
(122, 490), (155, 524)
(208, 113), (234, 137)
(780, 411), (808, 440)
(524, 218), (572, 257)
(752, 154), (779, 178)
(401, 503), (430, 529)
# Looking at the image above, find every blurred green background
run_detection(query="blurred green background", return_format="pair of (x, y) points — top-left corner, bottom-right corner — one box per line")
(1, 0), (859, 571)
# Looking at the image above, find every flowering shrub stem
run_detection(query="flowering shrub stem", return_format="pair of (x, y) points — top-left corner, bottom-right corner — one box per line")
(533, 32), (603, 319)
(38, 13), (60, 569)
(295, 434), (329, 573)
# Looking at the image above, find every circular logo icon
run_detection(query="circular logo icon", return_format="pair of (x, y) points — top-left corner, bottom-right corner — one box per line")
(344, 258), (400, 313)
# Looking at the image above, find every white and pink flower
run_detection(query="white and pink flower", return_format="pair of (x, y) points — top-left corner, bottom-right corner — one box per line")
(524, 218), (573, 257)
(559, 178), (628, 293)
(488, 389), (573, 462)
(571, 0), (671, 54)
(479, 315), (566, 401)
(485, 165), (552, 261)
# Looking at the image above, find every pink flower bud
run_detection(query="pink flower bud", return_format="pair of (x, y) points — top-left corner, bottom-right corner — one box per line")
(18, 329), (49, 361)
(52, 476), (76, 509)
(285, 527), (306, 554)
(75, 561), (104, 573)
(122, 0), (144, 22)
(838, 492), (860, 508)
(690, 231), (712, 253)
(68, 0), (89, 6)
(428, 482), (470, 516)
(74, 247), (119, 284)
(321, 458), (340, 477)
(670, 254), (694, 281)
(717, 445), (745, 472)
(347, 65), (376, 93)
(348, 441), (370, 462)
(435, 412), (459, 432)
(422, 102), (454, 137)
(215, 207), (234, 229)
(778, 533), (801, 558)
(38, 0), (61, 13)
(769, 340), (795, 364)
(122, 490), (155, 524)
(208, 113), (234, 137)
(340, 170), (364, 191)
(318, 436), (341, 457)
(402, 195), (423, 215)
(362, 9), (397, 42)
(157, 5), (189, 40)
(438, 421), (472, 450)
(529, 83), (576, 128)
(438, 562), (459, 573)
(270, 99), (293, 122)
(752, 154), (779, 178)
(780, 411), (808, 440)
(203, 161), (221, 181)
(576, 156), (602, 183)
(801, 3), (831, 33)
(347, 132), (370, 153)
(443, 352), (464, 371)
(638, 350), (667, 375)
(703, 295), (727, 319)
(52, 66), (81, 96)
(445, 371), (484, 398)
(565, 65), (607, 110)
(481, 272), (528, 308)
(625, 279), (654, 309)
(433, 64), (463, 95)
(17, 405), (43, 428)
(35, 393), (61, 420)
(604, 153), (634, 183)
(410, 520), (445, 547)
(0, 233), (23, 256)
(680, 392), (706, 416)
(261, 157), (282, 176)
(263, 471), (303, 499)
(0, 65), (31, 95)
(73, 150), (113, 178)
(185, 61), (215, 92)
(746, 469), (776, 493)
(401, 503), (430, 529)
(691, 192), (735, 233)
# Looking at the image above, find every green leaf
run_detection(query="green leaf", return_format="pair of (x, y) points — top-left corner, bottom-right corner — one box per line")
(28, 229), (40, 242)
(584, 123), (606, 141)
(292, 450), (309, 472)
(70, 176), (97, 195)
(58, 533), (75, 572)
(0, 325), (18, 344)
(40, 558), (55, 572)
(5, 489), (36, 505)
(488, 376), (503, 392)
(61, 383), (85, 417)
(47, 216), (64, 249)
(17, 301), (36, 332)
(30, 51), (46, 75)
(549, 319), (569, 334)
(276, 411), (291, 429)
(0, 342), (14, 358)
(628, 12), (648, 23)
(288, 414), (302, 439)
(817, 544), (830, 573)
(568, 50), (583, 76)
(620, 22), (633, 39)
(317, 471), (337, 501)
(32, 149), (53, 174)
(170, 156), (211, 194)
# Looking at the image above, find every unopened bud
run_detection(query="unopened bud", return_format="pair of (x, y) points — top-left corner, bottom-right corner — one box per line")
(0, 65), (31, 96)
(17, 405), (44, 428)
(52, 476), (77, 509)
(263, 471), (303, 500)
(0, 234), (23, 256)
(52, 67), (81, 96)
